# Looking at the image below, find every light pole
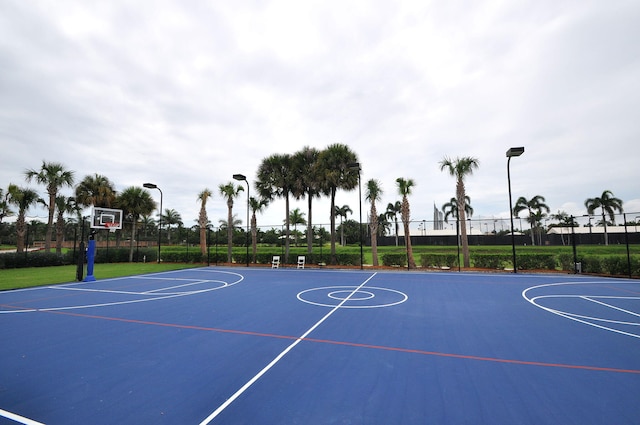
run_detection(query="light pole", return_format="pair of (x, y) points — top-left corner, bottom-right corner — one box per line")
(143, 183), (162, 263)
(506, 147), (524, 273)
(233, 174), (250, 267)
(348, 162), (363, 270)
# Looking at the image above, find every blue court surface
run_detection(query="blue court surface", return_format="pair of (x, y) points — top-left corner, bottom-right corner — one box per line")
(1, 267), (638, 424)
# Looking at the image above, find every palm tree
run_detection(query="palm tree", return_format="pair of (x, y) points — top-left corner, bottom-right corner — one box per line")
(256, 153), (294, 262)
(334, 205), (352, 246)
(585, 190), (624, 245)
(116, 186), (156, 262)
(218, 215), (242, 232)
(513, 195), (550, 246)
(25, 161), (75, 251)
(219, 182), (244, 263)
(396, 177), (416, 269)
(365, 179), (383, 266)
(197, 188), (213, 255)
(439, 156), (479, 268)
(0, 188), (13, 224)
(376, 213), (391, 237)
(385, 201), (402, 246)
(74, 173), (116, 208)
(162, 208), (183, 245)
(140, 215), (155, 240)
(292, 146), (321, 256)
(288, 207), (307, 247)
(442, 196), (473, 224)
(249, 196), (269, 262)
(317, 143), (359, 264)
(7, 184), (43, 253)
(54, 195), (76, 254)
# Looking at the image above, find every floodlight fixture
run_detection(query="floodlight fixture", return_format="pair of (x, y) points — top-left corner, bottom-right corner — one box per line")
(506, 147), (525, 158)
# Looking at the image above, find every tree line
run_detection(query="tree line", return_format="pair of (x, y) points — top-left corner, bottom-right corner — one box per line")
(0, 151), (627, 268)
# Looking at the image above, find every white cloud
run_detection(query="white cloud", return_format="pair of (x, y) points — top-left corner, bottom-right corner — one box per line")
(1, 0), (639, 231)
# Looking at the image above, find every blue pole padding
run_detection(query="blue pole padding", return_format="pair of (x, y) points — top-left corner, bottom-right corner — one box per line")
(83, 238), (97, 282)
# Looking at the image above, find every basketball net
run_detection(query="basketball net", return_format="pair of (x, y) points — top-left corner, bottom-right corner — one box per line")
(104, 222), (119, 233)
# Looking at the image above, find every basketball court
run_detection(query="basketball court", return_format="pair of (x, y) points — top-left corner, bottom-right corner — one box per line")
(1, 267), (638, 424)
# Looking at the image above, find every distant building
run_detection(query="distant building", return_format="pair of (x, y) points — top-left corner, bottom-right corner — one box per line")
(433, 203), (444, 230)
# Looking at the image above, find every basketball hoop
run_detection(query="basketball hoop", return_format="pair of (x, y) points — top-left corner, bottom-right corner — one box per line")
(104, 222), (119, 233)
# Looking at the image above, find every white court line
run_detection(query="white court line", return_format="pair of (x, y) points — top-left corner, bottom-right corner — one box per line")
(0, 408), (45, 425)
(582, 296), (640, 318)
(52, 287), (148, 295)
(198, 272), (378, 425)
(0, 270), (244, 314)
(143, 280), (214, 294)
(523, 281), (640, 339)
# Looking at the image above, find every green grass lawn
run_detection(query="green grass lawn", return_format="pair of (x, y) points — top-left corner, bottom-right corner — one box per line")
(0, 263), (200, 291)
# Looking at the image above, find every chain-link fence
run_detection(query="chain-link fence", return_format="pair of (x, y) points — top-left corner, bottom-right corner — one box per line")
(3, 212), (638, 277)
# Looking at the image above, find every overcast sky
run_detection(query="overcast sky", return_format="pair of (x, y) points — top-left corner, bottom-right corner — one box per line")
(1, 0), (639, 232)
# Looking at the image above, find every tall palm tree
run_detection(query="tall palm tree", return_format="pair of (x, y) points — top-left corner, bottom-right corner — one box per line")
(249, 196), (269, 262)
(585, 190), (624, 246)
(334, 205), (352, 246)
(116, 186), (156, 262)
(365, 179), (383, 266)
(513, 195), (550, 246)
(161, 208), (183, 245)
(396, 177), (416, 269)
(54, 195), (76, 254)
(439, 156), (479, 268)
(7, 184), (42, 253)
(197, 188), (213, 255)
(317, 143), (359, 264)
(385, 201), (402, 246)
(25, 161), (75, 251)
(74, 173), (116, 208)
(292, 146), (321, 256)
(256, 153), (294, 262)
(219, 182), (244, 263)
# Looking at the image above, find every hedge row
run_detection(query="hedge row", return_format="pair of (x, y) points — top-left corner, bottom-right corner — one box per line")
(420, 253), (458, 269)
(558, 253), (640, 275)
(382, 253), (406, 267)
(1, 249), (638, 276)
(0, 251), (74, 269)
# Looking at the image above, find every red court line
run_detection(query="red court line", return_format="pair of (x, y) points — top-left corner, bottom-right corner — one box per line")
(47, 310), (640, 375)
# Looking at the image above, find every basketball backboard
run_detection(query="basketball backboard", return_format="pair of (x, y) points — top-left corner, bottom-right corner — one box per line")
(90, 207), (123, 230)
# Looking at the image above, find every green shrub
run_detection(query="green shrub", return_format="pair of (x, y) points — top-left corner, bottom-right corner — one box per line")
(601, 255), (636, 276)
(470, 254), (511, 269)
(558, 253), (575, 271)
(0, 251), (72, 269)
(334, 253), (361, 266)
(516, 254), (557, 270)
(420, 253), (458, 268)
(382, 253), (406, 267)
(580, 256), (603, 274)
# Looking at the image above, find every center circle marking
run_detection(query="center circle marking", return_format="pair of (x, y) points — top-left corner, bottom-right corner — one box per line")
(328, 290), (375, 301)
(297, 286), (408, 309)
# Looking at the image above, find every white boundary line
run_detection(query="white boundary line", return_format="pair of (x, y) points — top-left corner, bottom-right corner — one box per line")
(522, 281), (640, 339)
(198, 272), (378, 425)
(0, 270), (243, 314)
(0, 408), (45, 425)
